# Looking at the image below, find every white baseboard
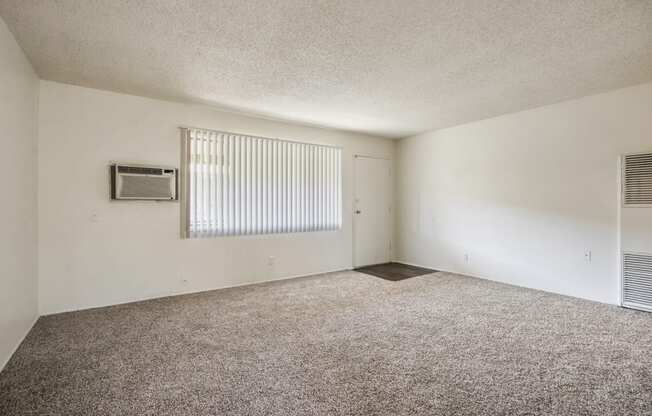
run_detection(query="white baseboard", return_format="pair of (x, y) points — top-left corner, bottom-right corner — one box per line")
(0, 314), (39, 373)
(174, 267), (353, 297)
(394, 260), (486, 280)
(393, 260), (618, 306)
(43, 267), (352, 316)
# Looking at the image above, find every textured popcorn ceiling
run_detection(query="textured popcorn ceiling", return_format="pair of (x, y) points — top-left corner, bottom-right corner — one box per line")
(1, 1), (651, 138)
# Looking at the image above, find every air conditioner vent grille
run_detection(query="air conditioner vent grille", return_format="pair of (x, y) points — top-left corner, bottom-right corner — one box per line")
(120, 175), (173, 198)
(117, 166), (163, 175)
(623, 252), (652, 312)
(624, 153), (652, 206)
(110, 164), (178, 200)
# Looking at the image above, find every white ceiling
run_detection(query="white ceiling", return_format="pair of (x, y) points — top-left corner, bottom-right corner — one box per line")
(1, 1), (651, 138)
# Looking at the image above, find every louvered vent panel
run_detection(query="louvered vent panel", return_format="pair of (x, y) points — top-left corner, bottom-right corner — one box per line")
(623, 252), (652, 312)
(120, 176), (173, 199)
(624, 153), (652, 206)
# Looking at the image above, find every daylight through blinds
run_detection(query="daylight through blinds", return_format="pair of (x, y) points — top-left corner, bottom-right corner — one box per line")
(182, 127), (342, 237)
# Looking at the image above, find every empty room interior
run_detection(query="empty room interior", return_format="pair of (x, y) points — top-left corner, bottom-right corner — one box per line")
(1, 1), (652, 415)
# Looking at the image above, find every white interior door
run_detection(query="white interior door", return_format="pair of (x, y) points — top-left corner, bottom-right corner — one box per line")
(354, 156), (392, 267)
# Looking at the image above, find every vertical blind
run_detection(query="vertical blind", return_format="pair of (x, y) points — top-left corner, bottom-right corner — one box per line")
(182, 127), (342, 238)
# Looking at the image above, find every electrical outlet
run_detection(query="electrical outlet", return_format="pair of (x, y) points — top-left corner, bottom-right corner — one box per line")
(268, 256), (276, 266)
(585, 250), (592, 263)
(464, 253), (471, 264)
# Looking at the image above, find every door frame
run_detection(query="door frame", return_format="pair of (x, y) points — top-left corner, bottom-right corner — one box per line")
(352, 154), (393, 268)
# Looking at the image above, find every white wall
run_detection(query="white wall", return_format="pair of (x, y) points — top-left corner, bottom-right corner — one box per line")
(396, 83), (652, 305)
(0, 18), (39, 370)
(38, 81), (395, 315)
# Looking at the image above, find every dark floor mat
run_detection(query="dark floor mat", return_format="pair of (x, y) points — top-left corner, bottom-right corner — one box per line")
(354, 262), (437, 281)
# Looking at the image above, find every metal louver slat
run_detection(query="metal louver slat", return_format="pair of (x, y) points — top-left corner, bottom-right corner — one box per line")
(624, 291), (652, 302)
(622, 252), (652, 312)
(624, 290), (652, 300)
(624, 153), (652, 206)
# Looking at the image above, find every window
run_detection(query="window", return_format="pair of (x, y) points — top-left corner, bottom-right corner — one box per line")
(181, 127), (342, 238)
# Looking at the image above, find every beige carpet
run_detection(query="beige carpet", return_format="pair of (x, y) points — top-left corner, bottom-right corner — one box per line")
(1, 271), (651, 415)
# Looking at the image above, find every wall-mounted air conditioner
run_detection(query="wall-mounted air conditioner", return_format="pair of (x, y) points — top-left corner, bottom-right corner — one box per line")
(620, 152), (652, 312)
(110, 163), (178, 200)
